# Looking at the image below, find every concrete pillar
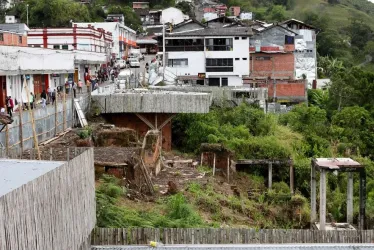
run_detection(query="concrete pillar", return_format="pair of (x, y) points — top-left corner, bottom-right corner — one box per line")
(268, 162), (272, 190)
(311, 165), (317, 224)
(347, 172), (353, 224)
(319, 169), (327, 230)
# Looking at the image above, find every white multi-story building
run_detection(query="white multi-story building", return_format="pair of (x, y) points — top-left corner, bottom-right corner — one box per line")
(161, 27), (252, 86)
(28, 25), (112, 87)
(74, 18), (137, 60)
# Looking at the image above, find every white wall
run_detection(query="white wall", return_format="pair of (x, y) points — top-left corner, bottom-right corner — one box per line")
(204, 13), (218, 21)
(165, 52), (205, 83)
(205, 36), (249, 80)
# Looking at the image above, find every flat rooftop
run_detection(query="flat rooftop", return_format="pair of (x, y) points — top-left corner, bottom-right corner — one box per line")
(0, 159), (64, 197)
(313, 158), (362, 170)
(92, 88), (212, 114)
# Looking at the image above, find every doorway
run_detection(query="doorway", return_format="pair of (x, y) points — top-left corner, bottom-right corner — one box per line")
(0, 76), (7, 109)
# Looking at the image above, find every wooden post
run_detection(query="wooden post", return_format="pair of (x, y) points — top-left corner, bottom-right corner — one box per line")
(213, 153), (216, 176)
(67, 148), (70, 161)
(319, 169), (327, 230)
(200, 152), (204, 166)
(50, 147), (53, 161)
(290, 162), (294, 194)
(71, 84), (75, 128)
(268, 162), (273, 190)
(311, 163), (317, 225)
(25, 81), (41, 160)
(63, 85), (66, 131)
(54, 89), (58, 135)
(227, 157), (230, 183)
(347, 172), (354, 224)
(5, 124), (9, 157)
(18, 86), (24, 153)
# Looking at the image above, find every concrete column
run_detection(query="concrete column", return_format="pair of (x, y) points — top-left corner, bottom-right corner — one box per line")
(347, 172), (353, 224)
(311, 165), (317, 224)
(319, 169), (327, 230)
(268, 162), (272, 190)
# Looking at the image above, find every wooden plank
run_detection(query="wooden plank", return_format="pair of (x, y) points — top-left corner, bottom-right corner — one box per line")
(74, 100), (88, 127)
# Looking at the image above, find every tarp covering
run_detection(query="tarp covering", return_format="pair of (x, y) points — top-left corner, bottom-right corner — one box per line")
(0, 45), (75, 75)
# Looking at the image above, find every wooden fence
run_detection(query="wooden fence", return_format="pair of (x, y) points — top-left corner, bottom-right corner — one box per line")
(91, 228), (374, 245)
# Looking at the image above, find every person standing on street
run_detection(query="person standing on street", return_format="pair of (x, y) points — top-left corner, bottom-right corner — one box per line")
(29, 92), (34, 109)
(41, 90), (47, 109)
(78, 79), (83, 94)
(6, 96), (14, 117)
(47, 87), (52, 104)
(73, 81), (77, 98)
(52, 89), (56, 105)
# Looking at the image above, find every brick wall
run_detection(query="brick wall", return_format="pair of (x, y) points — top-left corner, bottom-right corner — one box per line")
(251, 52), (294, 78)
(103, 113), (173, 151)
(261, 80), (306, 99)
(0, 32), (27, 46)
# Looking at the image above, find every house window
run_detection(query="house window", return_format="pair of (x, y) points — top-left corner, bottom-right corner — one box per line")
(18, 36), (22, 44)
(242, 37), (247, 40)
(221, 77), (228, 86)
(285, 35), (294, 45)
(165, 39), (204, 51)
(34, 45), (41, 48)
(168, 59), (188, 67)
(62, 45), (68, 50)
(242, 58), (248, 60)
(53, 45), (60, 50)
(256, 56), (271, 60)
(205, 38), (233, 51)
(206, 58), (233, 72)
(208, 78), (220, 86)
(235, 37), (239, 40)
(235, 58), (240, 61)
(0, 33), (3, 41)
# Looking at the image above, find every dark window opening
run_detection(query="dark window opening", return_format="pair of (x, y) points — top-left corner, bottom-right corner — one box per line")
(18, 36), (22, 44)
(235, 37), (239, 40)
(242, 58), (248, 60)
(208, 78), (220, 86)
(206, 58), (234, 72)
(235, 58), (240, 61)
(285, 35), (294, 45)
(0, 33), (3, 41)
(196, 80), (204, 85)
(53, 45), (60, 50)
(221, 78), (228, 86)
(205, 38), (233, 51)
(165, 38), (204, 52)
(62, 45), (68, 50)
(255, 56), (271, 60)
(242, 37), (247, 40)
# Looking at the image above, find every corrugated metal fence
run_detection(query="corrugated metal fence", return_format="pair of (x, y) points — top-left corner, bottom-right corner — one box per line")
(0, 94), (89, 153)
(91, 228), (374, 245)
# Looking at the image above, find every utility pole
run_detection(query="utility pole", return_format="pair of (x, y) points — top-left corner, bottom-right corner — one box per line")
(162, 22), (166, 82)
(26, 4), (29, 27)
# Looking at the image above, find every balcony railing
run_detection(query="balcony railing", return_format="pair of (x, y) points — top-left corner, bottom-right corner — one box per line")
(165, 45), (204, 52)
(205, 45), (233, 51)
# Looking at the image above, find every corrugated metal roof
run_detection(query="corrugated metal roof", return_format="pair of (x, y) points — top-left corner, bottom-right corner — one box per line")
(0, 159), (64, 197)
(92, 244), (374, 250)
(313, 158), (362, 170)
(0, 23), (29, 33)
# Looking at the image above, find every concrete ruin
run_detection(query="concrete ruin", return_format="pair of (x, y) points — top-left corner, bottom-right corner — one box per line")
(92, 86), (211, 150)
(311, 158), (366, 230)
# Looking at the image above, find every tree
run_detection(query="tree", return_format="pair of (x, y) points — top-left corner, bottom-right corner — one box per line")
(266, 5), (287, 22)
(107, 5), (142, 32)
(175, 2), (193, 17)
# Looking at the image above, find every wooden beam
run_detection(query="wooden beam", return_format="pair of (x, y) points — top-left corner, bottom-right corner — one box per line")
(237, 159), (292, 165)
(158, 114), (176, 130)
(135, 113), (155, 130)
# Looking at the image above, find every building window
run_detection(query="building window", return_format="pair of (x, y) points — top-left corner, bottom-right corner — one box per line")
(242, 37), (247, 40)
(168, 59), (188, 67)
(221, 77), (228, 86)
(208, 78), (220, 86)
(165, 39), (204, 52)
(18, 36), (22, 44)
(53, 45), (60, 50)
(285, 35), (294, 45)
(0, 33), (3, 41)
(34, 45), (41, 48)
(242, 58), (248, 60)
(62, 45), (68, 50)
(206, 58), (233, 72)
(235, 58), (239, 61)
(205, 38), (233, 51)
(235, 37), (239, 40)
(256, 56), (271, 60)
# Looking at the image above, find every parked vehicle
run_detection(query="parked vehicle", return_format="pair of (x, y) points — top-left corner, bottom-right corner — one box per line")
(129, 58), (140, 68)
